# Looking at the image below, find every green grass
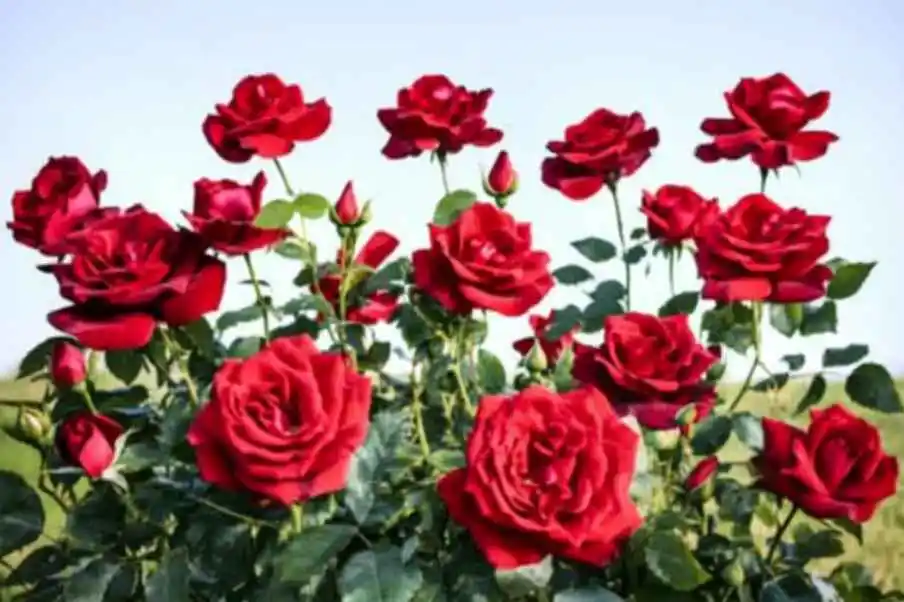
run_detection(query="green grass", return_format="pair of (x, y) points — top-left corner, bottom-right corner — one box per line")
(1, 376), (903, 589)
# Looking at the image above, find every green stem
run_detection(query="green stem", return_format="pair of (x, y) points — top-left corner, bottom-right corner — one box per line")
(437, 152), (451, 195)
(451, 327), (473, 417)
(243, 253), (271, 341)
(290, 504), (304, 534)
(161, 329), (199, 408)
(607, 182), (632, 311)
(668, 251), (677, 297)
(410, 364), (431, 461)
(765, 505), (798, 565)
(79, 388), (99, 415)
(728, 302), (762, 412)
(273, 158), (308, 241)
(759, 167), (769, 194)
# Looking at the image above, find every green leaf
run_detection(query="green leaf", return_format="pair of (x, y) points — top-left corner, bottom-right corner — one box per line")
(829, 517), (864, 545)
(800, 301), (837, 335)
(426, 449), (465, 472)
(659, 292), (700, 317)
(590, 279), (626, 301)
(553, 264), (594, 285)
(556, 587), (625, 602)
(570, 237), (617, 262)
(495, 556), (553, 598)
(477, 350), (506, 394)
(769, 303), (803, 338)
(822, 344), (869, 367)
(281, 294), (334, 316)
(364, 257), (411, 295)
(624, 244), (647, 265)
(795, 374), (828, 415)
(545, 305), (582, 340)
(781, 354), (806, 371)
(581, 298), (624, 332)
(255, 199), (295, 228)
(273, 238), (313, 261)
(827, 261), (876, 300)
(226, 336), (265, 358)
(433, 189), (477, 226)
(339, 544), (423, 602)
(690, 415), (733, 455)
(180, 318), (216, 357)
(105, 349), (143, 384)
(146, 548), (191, 602)
(345, 411), (410, 523)
(16, 336), (72, 379)
(0, 471), (45, 557)
(63, 557), (121, 602)
(644, 531), (711, 592)
(293, 193), (331, 219)
(702, 303), (755, 354)
(752, 372), (790, 392)
(216, 303), (267, 331)
(273, 524), (357, 584)
(845, 363), (903, 413)
(630, 227), (646, 240)
(732, 413), (764, 452)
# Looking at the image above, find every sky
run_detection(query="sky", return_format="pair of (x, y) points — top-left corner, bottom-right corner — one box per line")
(1, 1), (903, 379)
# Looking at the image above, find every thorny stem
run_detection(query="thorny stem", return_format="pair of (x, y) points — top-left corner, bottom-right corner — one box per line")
(161, 328), (199, 408)
(607, 181), (632, 311)
(243, 254), (271, 341)
(728, 301), (763, 412)
(765, 505), (798, 566)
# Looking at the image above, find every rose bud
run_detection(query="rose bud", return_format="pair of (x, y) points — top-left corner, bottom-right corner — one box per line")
(685, 456), (719, 492)
(483, 150), (518, 201)
(331, 181), (361, 226)
(56, 412), (124, 478)
(50, 341), (87, 389)
(15, 408), (53, 446)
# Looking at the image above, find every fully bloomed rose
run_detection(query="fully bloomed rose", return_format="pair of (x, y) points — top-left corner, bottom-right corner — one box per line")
(512, 312), (578, 366)
(412, 202), (553, 317)
(7, 156), (109, 256)
(542, 108), (659, 201)
(317, 231), (401, 325)
(641, 185), (719, 247)
(56, 412), (123, 479)
(438, 385), (641, 569)
(573, 312), (719, 430)
(694, 193), (832, 303)
(377, 74), (503, 159)
(187, 335), (371, 505)
(44, 206), (226, 350)
(184, 171), (288, 255)
(203, 73), (331, 163)
(753, 405), (898, 522)
(695, 73), (838, 169)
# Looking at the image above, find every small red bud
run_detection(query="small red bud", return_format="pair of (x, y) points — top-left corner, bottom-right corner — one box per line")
(484, 151), (518, 198)
(50, 341), (86, 389)
(334, 181), (360, 225)
(685, 456), (719, 492)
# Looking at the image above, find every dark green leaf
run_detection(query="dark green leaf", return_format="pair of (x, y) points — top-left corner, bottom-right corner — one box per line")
(255, 199), (295, 228)
(63, 557), (120, 602)
(426, 449), (465, 472)
(105, 349), (143, 384)
(590, 279), (626, 301)
(216, 303), (266, 331)
(624, 244), (647, 265)
(691, 415), (733, 455)
(781, 354), (806, 371)
(581, 298), (624, 332)
(795, 374), (828, 415)
(829, 517), (864, 545)
(477, 350), (506, 394)
(556, 587), (625, 602)
(733, 412), (764, 452)
(339, 544), (423, 602)
(570, 237), (617, 262)
(495, 556), (552, 598)
(16, 336), (72, 379)
(845, 363), (903, 413)
(0, 471), (45, 557)
(545, 305), (582, 340)
(181, 318), (215, 357)
(274, 525), (357, 584)
(345, 411), (410, 523)
(800, 301), (837, 335)
(822, 344), (869, 368)
(770, 303), (803, 338)
(273, 238), (313, 261)
(146, 548), (191, 602)
(281, 294), (334, 317)
(827, 261), (876, 300)
(702, 303), (755, 354)
(226, 336), (265, 358)
(66, 487), (126, 549)
(271, 315), (320, 339)
(433, 189), (477, 226)
(553, 264), (594, 285)
(659, 292), (700, 317)
(293, 193), (331, 219)
(630, 227), (646, 240)
(364, 257), (411, 295)
(644, 531), (711, 592)
(752, 373), (790, 392)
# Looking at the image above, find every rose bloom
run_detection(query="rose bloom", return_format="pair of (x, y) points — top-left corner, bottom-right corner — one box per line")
(753, 405), (898, 522)
(187, 335), (372, 505)
(56, 412), (123, 479)
(512, 312), (578, 366)
(695, 72), (838, 169)
(573, 312), (719, 430)
(438, 385), (641, 569)
(640, 184), (719, 247)
(7, 156), (110, 256)
(542, 108), (659, 201)
(412, 202), (553, 317)
(694, 193), (832, 303)
(43, 206), (226, 350)
(185, 171), (288, 255)
(203, 73), (331, 163)
(317, 230), (401, 325)
(377, 74), (503, 159)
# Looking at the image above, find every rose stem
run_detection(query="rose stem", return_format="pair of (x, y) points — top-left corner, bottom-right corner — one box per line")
(161, 328), (200, 408)
(436, 151), (451, 195)
(765, 505), (798, 565)
(727, 301), (762, 412)
(450, 326), (474, 417)
(273, 158), (308, 241)
(668, 251), (677, 297)
(290, 504), (304, 535)
(606, 179), (632, 311)
(410, 363), (431, 461)
(243, 254), (271, 341)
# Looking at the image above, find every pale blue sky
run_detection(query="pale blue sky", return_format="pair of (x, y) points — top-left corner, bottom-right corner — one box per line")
(2, 1), (902, 378)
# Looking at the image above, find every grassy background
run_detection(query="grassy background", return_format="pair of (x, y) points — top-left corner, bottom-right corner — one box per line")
(1, 375), (902, 589)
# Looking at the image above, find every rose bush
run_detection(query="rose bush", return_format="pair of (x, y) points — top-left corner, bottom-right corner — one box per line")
(1, 68), (900, 602)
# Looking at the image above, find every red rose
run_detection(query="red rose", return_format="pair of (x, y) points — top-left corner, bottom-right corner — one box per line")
(695, 73), (838, 169)
(332, 181), (361, 226)
(542, 108), (659, 201)
(186, 335), (372, 505)
(573, 312), (719, 430)
(753, 405), (898, 522)
(44, 206), (226, 350)
(640, 185), (719, 247)
(377, 74), (503, 160)
(185, 171), (288, 255)
(56, 412), (123, 478)
(317, 231), (401, 325)
(412, 202), (553, 317)
(484, 150), (518, 198)
(7, 156), (109, 256)
(685, 456), (719, 492)
(438, 385), (641, 569)
(512, 312), (577, 366)
(694, 193), (832, 303)
(50, 341), (87, 389)
(203, 73), (331, 163)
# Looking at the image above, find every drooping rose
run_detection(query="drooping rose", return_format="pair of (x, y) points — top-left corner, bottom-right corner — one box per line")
(7, 156), (109, 256)
(50, 341), (87, 389)
(753, 405), (898, 522)
(185, 171), (288, 255)
(640, 185), (719, 247)
(412, 202), (553, 317)
(695, 73), (838, 169)
(44, 206), (226, 350)
(694, 193), (832, 303)
(203, 73), (331, 163)
(187, 335), (372, 505)
(542, 108), (659, 201)
(512, 312), (578, 366)
(573, 312), (719, 430)
(56, 412), (123, 478)
(377, 74), (503, 159)
(438, 385), (642, 569)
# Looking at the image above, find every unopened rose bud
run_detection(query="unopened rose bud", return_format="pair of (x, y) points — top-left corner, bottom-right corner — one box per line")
(332, 181), (360, 226)
(526, 341), (548, 373)
(50, 341), (87, 389)
(16, 408), (53, 445)
(674, 403), (699, 428)
(720, 557), (746, 587)
(685, 456), (719, 494)
(482, 151), (518, 200)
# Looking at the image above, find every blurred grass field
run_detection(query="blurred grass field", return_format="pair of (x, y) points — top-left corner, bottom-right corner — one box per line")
(1, 374), (903, 590)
